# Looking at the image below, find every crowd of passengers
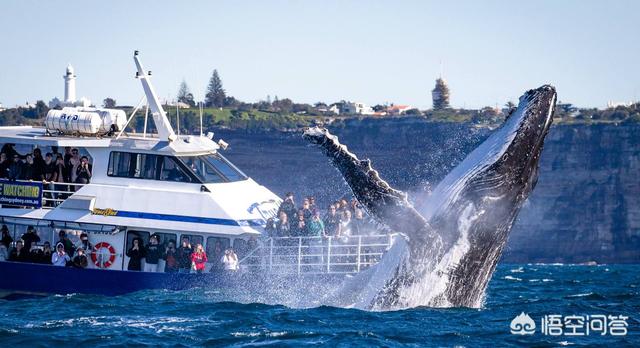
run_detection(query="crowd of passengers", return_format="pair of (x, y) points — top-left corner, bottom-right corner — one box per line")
(0, 143), (92, 185)
(126, 234), (244, 273)
(0, 224), (244, 274)
(0, 226), (91, 268)
(265, 192), (377, 239)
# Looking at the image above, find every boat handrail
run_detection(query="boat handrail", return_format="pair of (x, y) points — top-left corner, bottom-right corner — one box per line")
(238, 234), (395, 275)
(42, 181), (87, 209)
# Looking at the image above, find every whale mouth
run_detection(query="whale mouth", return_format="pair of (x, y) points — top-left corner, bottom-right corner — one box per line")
(303, 85), (557, 310)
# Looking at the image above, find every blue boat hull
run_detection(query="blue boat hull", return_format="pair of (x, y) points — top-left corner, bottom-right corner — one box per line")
(0, 261), (238, 297)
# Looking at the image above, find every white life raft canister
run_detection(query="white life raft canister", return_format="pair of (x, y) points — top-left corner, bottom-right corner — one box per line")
(45, 107), (126, 135)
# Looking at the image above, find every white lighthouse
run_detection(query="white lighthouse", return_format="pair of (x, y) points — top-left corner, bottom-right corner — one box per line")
(64, 64), (76, 102)
(49, 64), (92, 108)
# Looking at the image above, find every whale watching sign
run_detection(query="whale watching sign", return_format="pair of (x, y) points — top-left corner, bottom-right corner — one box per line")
(0, 180), (43, 208)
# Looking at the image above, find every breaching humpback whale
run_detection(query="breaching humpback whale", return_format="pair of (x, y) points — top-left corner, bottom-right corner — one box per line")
(303, 85), (556, 309)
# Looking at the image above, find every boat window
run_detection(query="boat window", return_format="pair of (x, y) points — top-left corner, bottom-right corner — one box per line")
(203, 153), (247, 182)
(108, 152), (133, 177)
(159, 156), (192, 183)
(133, 154), (158, 180)
(182, 156), (225, 183)
(152, 232), (176, 248)
(126, 230), (150, 252)
(179, 234), (203, 247)
(5, 224), (54, 248)
(178, 153), (247, 183)
(206, 237), (230, 260)
(109, 152), (195, 183)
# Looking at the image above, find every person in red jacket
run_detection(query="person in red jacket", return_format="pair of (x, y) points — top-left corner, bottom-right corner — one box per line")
(190, 243), (208, 273)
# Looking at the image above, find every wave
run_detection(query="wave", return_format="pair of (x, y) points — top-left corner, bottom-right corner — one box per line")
(563, 292), (607, 300)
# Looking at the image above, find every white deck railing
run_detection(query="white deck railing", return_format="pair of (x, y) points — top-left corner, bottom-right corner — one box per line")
(239, 234), (394, 275)
(40, 182), (86, 208)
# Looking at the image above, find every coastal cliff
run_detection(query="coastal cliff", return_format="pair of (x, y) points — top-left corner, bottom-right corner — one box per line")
(217, 119), (640, 263)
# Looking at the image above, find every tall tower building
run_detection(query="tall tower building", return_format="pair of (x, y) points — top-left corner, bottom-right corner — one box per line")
(50, 64), (91, 108)
(64, 64), (76, 102)
(432, 77), (450, 110)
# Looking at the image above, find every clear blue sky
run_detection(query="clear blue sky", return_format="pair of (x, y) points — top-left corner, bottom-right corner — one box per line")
(0, 0), (638, 109)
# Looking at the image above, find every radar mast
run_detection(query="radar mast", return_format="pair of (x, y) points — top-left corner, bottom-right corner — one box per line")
(133, 51), (177, 142)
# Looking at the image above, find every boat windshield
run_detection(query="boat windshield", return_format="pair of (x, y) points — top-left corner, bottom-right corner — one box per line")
(179, 153), (247, 183)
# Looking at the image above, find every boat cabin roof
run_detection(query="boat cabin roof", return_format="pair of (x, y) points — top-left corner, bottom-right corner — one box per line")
(0, 126), (220, 156)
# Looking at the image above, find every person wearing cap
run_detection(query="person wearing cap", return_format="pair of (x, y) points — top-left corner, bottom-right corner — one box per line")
(56, 230), (75, 257)
(76, 232), (92, 253)
(51, 242), (70, 266)
(21, 226), (40, 252)
(71, 247), (88, 268)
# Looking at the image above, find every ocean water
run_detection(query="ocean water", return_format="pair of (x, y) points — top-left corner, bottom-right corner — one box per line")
(0, 264), (637, 347)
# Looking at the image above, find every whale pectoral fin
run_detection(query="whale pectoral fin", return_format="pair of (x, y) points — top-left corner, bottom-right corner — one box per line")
(303, 126), (428, 235)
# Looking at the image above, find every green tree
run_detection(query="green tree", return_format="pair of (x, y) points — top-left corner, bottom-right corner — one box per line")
(405, 108), (421, 116)
(204, 70), (226, 107)
(177, 80), (196, 107)
(103, 98), (116, 108)
(35, 100), (49, 118)
(272, 98), (293, 113)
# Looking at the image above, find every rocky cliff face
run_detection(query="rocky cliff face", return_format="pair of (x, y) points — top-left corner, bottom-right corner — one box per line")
(504, 123), (640, 263)
(217, 119), (640, 263)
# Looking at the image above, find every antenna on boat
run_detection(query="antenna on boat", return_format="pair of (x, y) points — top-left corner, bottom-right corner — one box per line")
(176, 104), (180, 136)
(133, 50), (177, 142)
(199, 102), (203, 137)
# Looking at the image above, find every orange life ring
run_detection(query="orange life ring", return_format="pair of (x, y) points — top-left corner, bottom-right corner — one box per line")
(91, 242), (117, 268)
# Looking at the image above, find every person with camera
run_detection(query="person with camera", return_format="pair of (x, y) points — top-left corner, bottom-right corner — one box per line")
(278, 192), (297, 227)
(39, 242), (52, 264)
(126, 238), (145, 271)
(51, 242), (70, 266)
(177, 237), (193, 273)
(71, 247), (88, 269)
(20, 226), (40, 252)
(144, 235), (163, 272)
(75, 156), (92, 184)
(163, 241), (178, 273)
(221, 248), (239, 272)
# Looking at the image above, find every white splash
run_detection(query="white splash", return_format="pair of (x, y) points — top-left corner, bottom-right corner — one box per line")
(394, 203), (483, 308)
